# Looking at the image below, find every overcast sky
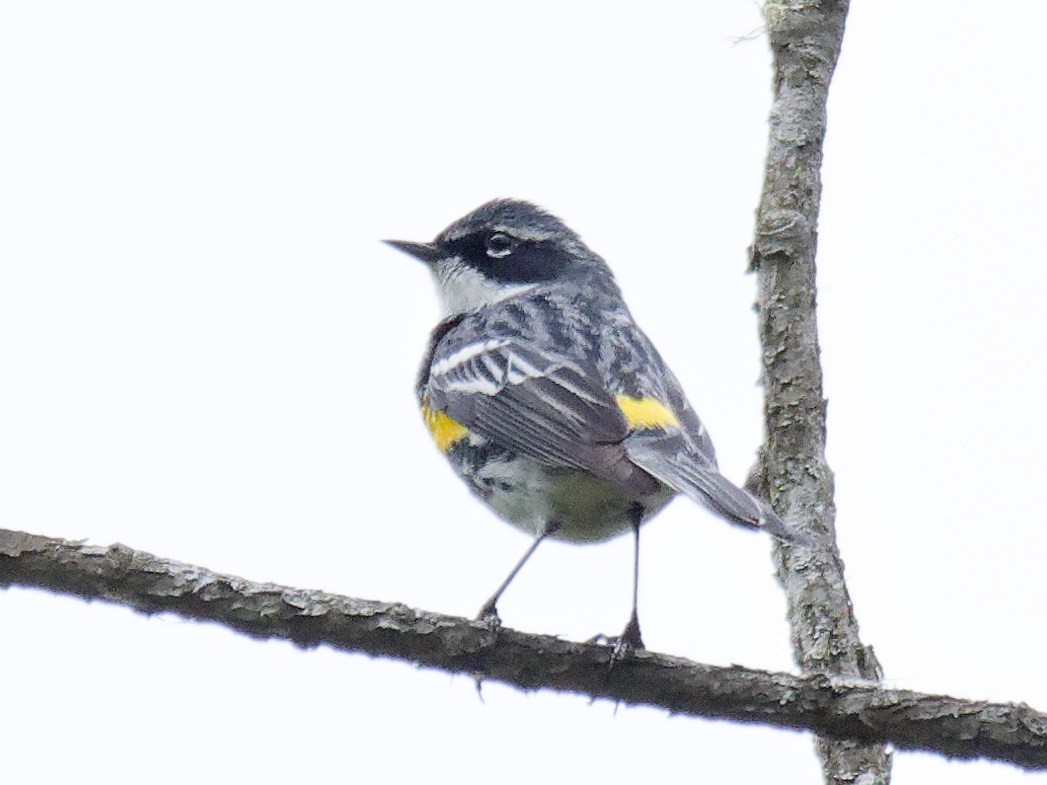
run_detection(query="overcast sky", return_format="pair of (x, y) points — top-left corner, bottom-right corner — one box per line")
(2, 2), (1045, 783)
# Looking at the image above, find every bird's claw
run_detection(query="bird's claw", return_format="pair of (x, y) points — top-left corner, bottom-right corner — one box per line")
(476, 601), (502, 637)
(589, 615), (645, 669)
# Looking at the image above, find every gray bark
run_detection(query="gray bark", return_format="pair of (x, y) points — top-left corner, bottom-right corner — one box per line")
(749, 1), (892, 783)
(3, 527), (1046, 771)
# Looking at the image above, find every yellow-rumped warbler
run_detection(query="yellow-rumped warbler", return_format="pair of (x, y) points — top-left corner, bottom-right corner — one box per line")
(386, 199), (798, 649)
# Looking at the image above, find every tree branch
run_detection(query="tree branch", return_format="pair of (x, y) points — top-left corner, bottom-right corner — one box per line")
(749, 1), (892, 782)
(2, 527), (1046, 770)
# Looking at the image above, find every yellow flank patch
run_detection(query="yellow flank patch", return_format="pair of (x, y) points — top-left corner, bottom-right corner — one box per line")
(422, 402), (469, 451)
(616, 395), (680, 431)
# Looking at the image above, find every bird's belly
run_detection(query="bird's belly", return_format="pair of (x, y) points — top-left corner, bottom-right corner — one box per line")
(457, 447), (674, 543)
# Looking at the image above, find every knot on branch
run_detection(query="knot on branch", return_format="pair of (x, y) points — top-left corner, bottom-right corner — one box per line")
(764, 0), (848, 49)
(752, 208), (812, 262)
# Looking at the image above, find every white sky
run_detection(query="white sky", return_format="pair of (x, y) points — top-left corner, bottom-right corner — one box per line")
(2, 2), (1045, 783)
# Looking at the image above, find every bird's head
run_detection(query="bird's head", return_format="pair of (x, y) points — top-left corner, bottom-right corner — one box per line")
(385, 199), (616, 316)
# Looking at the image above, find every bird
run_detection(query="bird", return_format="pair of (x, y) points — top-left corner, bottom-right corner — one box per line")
(385, 198), (799, 651)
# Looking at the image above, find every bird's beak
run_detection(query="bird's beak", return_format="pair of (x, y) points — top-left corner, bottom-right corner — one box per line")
(383, 239), (444, 265)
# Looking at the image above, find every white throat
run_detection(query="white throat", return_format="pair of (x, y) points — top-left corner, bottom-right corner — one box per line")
(433, 259), (537, 316)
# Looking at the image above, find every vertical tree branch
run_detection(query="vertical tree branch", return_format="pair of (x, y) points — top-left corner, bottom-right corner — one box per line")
(749, 1), (892, 782)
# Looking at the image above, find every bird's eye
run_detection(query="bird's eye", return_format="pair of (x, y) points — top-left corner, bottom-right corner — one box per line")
(485, 233), (516, 259)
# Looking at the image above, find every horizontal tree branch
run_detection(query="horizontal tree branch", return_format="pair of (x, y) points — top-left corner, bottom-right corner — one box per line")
(2, 526), (1045, 770)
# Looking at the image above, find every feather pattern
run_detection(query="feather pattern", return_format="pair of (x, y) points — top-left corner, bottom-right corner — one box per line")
(418, 301), (793, 539)
(401, 199), (798, 544)
(426, 335), (660, 496)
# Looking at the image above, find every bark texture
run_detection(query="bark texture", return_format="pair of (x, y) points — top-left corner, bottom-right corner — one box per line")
(749, 1), (892, 783)
(3, 527), (1047, 770)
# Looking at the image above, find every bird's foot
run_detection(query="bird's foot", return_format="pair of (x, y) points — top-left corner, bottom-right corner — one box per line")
(610, 613), (645, 664)
(476, 599), (503, 637)
(588, 614), (645, 668)
(471, 600), (505, 696)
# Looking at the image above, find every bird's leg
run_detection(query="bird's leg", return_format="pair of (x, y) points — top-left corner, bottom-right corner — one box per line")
(477, 520), (560, 624)
(611, 505), (646, 661)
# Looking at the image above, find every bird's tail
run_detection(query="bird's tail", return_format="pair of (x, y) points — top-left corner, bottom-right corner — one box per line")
(627, 441), (808, 542)
(682, 466), (804, 542)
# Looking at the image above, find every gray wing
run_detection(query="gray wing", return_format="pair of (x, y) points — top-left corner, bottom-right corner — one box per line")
(605, 322), (796, 539)
(426, 320), (797, 539)
(426, 337), (661, 497)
